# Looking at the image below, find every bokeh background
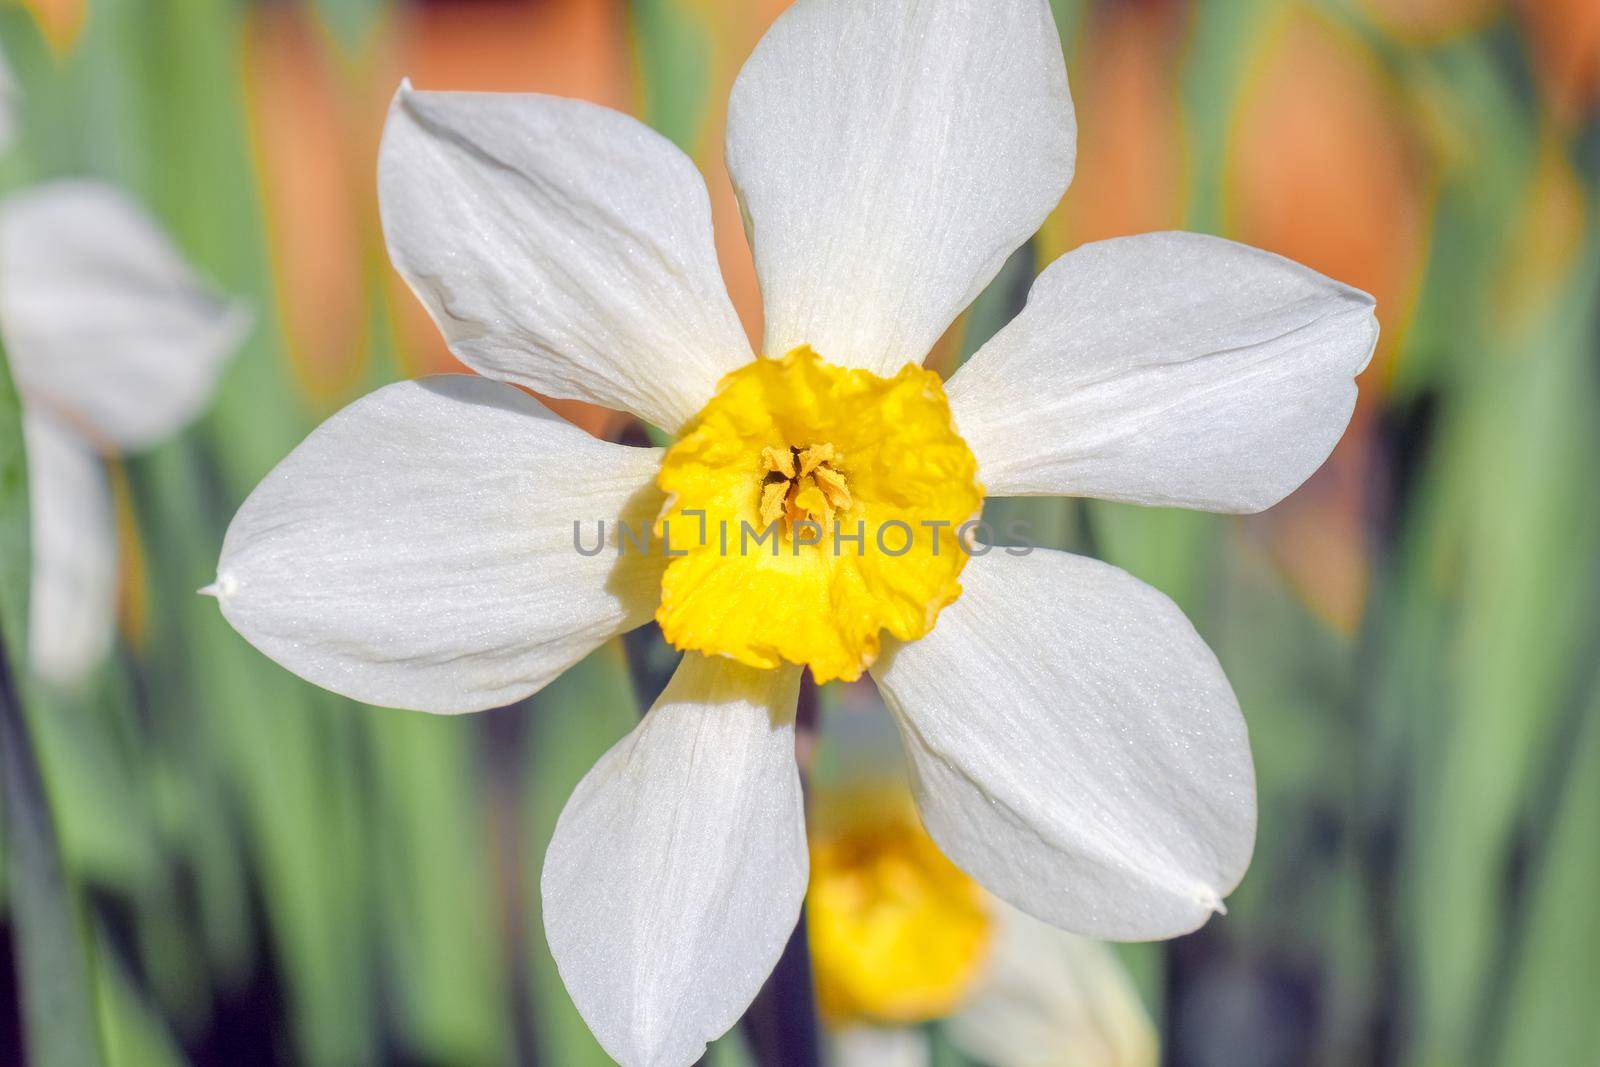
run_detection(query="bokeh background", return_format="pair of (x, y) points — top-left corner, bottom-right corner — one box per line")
(1, 0), (1597, 1064)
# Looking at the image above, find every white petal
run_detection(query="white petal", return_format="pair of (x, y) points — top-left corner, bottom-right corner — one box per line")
(542, 654), (806, 1067)
(725, 0), (1075, 375)
(948, 900), (1158, 1067)
(872, 549), (1256, 940)
(213, 376), (665, 714)
(0, 180), (250, 451)
(948, 232), (1377, 512)
(23, 408), (117, 686)
(378, 83), (753, 434)
(834, 1026), (929, 1067)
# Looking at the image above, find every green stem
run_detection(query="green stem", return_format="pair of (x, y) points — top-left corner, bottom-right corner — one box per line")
(0, 621), (106, 1067)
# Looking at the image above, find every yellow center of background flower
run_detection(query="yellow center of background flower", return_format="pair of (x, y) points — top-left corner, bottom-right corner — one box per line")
(655, 347), (982, 682)
(807, 794), (992, 1026)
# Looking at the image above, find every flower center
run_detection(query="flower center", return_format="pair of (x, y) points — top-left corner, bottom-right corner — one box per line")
(807, 792), (992, 1026)
(654, 347), (982, 682)
(758, 442), (852, 531)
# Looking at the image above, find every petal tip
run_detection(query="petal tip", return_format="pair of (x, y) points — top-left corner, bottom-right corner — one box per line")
(200, 572), (238, 601)
(1355, 307), (1381, 376)
(388, 78), (416, 113)
(1206, 893), (1228, 917)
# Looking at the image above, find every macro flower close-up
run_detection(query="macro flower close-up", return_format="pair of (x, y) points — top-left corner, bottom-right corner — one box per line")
(2, 0), (1595, 1065)
(206, 0), (1374, 1062)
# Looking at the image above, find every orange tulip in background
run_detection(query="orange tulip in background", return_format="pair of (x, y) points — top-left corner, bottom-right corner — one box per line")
(1360, 0), (1600, 124)
(1227, 7), (1434, 633)
(19, 0), (85, 53)
(690, 0), (792, 349)
(1516, 0), (1600, 125)
(1040, 0), (1188, 263)
(1228, 9), (1432, 389)
(243, 3), (373, 409)
(243, 0), (632, 438)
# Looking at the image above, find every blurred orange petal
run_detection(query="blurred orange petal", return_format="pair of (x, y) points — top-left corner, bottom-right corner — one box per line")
(1041, 0), (1187, 264)
(394, 0), (629, 101)
(1228, 8), (1432, 390)
(1517, 0), (1600, 123)
(20, 0), (86, 54)
(1229, 9), (1433, 631)
(696, 0), (793, 350)
(244, 3), (370, 408)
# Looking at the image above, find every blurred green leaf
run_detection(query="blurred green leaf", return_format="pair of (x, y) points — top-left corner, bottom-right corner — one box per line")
(96, 926), (184, 1067)
(1085, 501), (1220, 618)
(1180, 0), (1276, 232)
(1402, 202), (1600, 1066)
(1494, 670), (1600, 1066)
(0, 325), (106, 1067)
(133, 328), (374, 1065)
(372, 712), (512, 1065)
(630, 0), (714, 153)
(311, 0), (389, 58)
(1210, 545), (1356, 934)
(1386, 38), (1540, 402)
(0, 282), (26, 655)
(1047, 0), (1088, 57)
(523, 643), (641, 1066)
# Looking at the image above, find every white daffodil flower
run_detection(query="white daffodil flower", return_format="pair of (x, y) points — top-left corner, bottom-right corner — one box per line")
(0, 180), (250, 683)
(209, 0), (1376, 1063)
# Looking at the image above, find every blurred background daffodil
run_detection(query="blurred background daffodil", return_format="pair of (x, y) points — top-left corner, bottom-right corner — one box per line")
(809, 782), (1158, 1067)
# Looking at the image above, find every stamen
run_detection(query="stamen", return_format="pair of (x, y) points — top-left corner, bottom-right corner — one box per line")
(757, 441), (850, 532)
(759, 481), (790, 527)
(796, 442), (834, 477)
(761, 445), (796, 480)
(813, 465), (852, 511)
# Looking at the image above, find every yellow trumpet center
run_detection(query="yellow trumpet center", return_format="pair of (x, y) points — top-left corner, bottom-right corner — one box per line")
(807, 796), (992, 1026)
(654, 347), (982, 682)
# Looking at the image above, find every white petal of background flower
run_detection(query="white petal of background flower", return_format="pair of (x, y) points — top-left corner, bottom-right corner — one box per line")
(212, 376), (665, 714)
(833, 1026), (930, 1067)
(542, 653), (807, 1067)
(23, 407), (116, 687)
(948, 900), (1158, 1067)
(725, 0), (1075, 376)
(0, 180), (251, 452)
(947, 232), (1378, 512)
(872, 549), (1257, 941)
(379, 84), (753, 434)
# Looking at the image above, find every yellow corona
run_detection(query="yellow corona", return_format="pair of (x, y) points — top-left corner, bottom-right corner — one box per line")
(655, 347), (983, 682)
